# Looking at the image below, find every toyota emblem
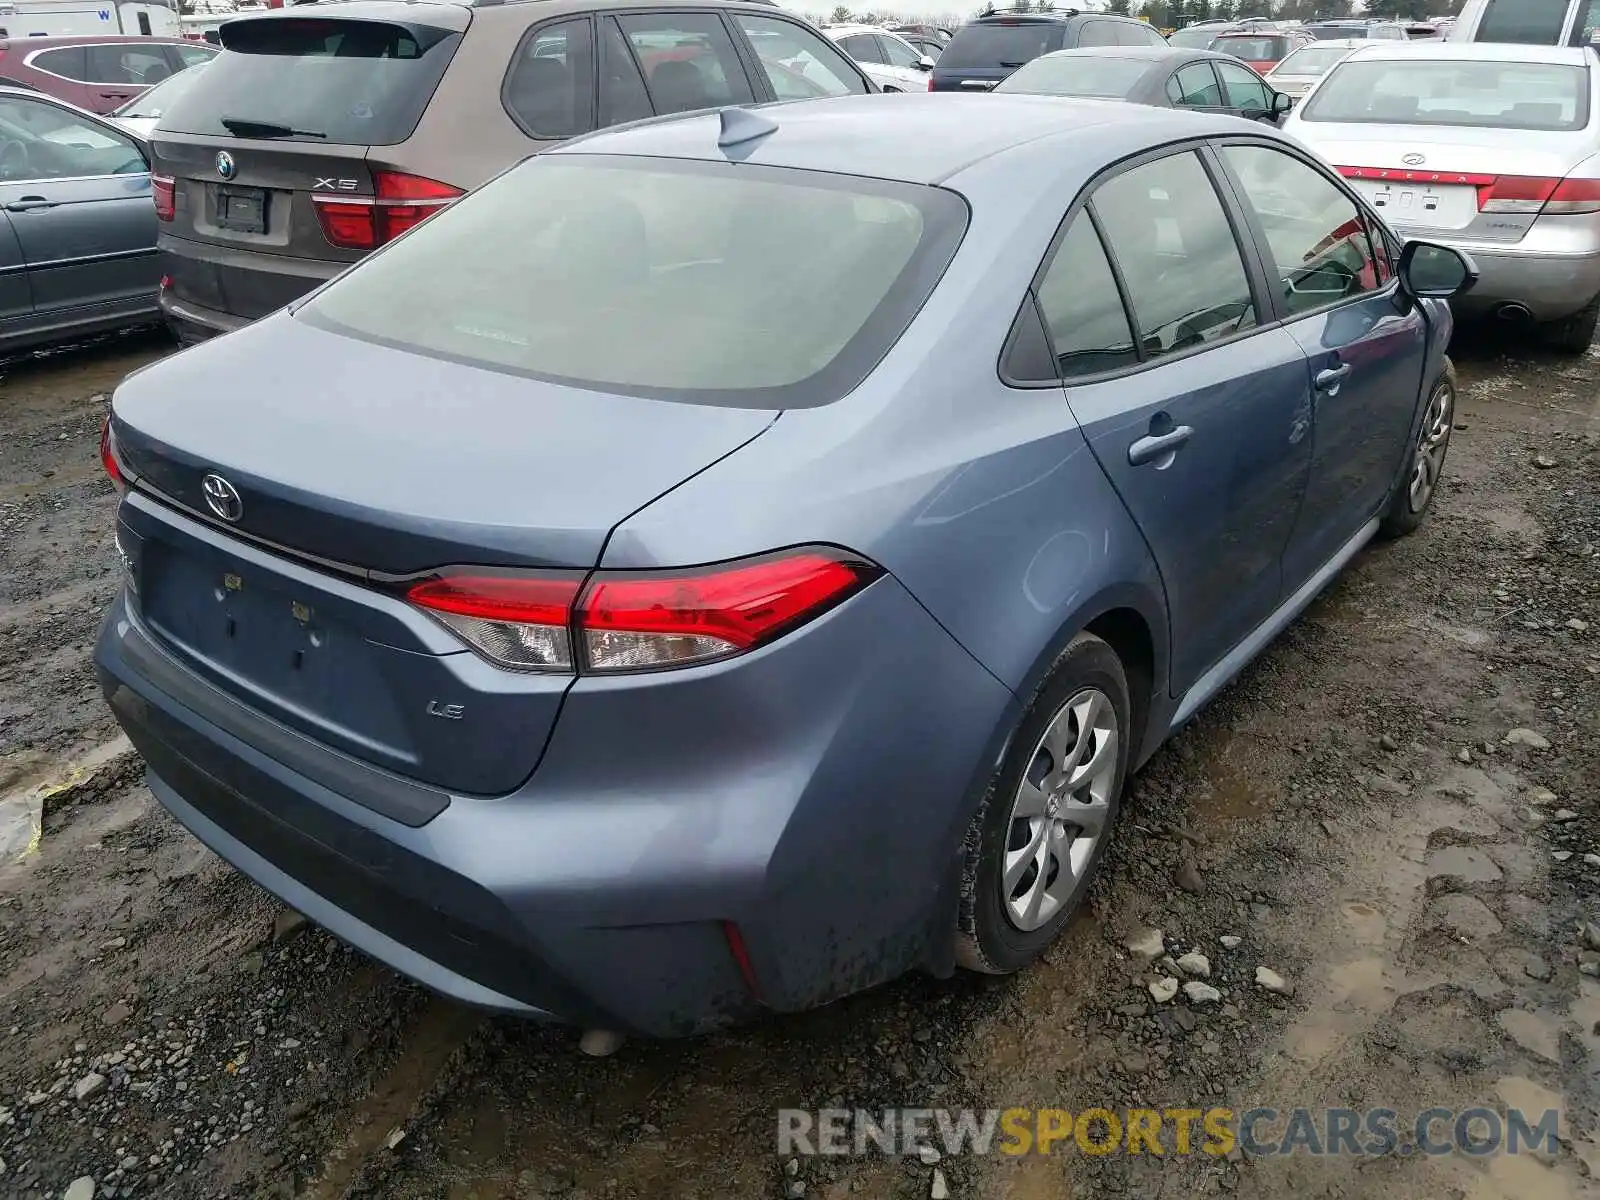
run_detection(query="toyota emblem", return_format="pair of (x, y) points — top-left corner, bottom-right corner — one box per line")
(216, 150), (236, 180)
(1401, 152), (1426, 166)
(201, 473), (243, 523)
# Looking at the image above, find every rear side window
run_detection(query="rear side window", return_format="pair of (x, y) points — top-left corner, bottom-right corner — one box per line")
(1168, 27), (1220, 48)
(735, 14), (867, 100)
(157, 17), (462, 146)
(938, 22), (1064, 70)
(1116, 21), (1166, 45)
(88, 43), (171, 84)
(1169, 61), (1221, 105)
(1476, 0), (1569, 43)
(598, 16), (652, 124)
(504, 18), (595, 138)
(1031, 214), (1137, 379)
(1215, 36), (1288, 59)
(301, 155), (968, 408)
(1077, 20), (1121, 47)
(29, 45), (88, 80)
(997, 54), (1151, 97)
(619, 13), (754, 114)
(838, 33), (887, 63)
(174, 43), (218, 69)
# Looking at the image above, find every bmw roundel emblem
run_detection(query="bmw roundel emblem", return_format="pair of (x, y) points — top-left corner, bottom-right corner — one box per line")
(1401, 152), (1426, 167)
(216, 150), (235, 180)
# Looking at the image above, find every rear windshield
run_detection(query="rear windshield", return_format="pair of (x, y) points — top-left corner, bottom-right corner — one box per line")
(1299, 58), (1589, 129)
(996, 54), (1149, 96)
(1215, 36), (1290, 58)
(1476, 0), (1569, 44)
(299, 155), (969, 408)
(1272, 44), (1354, 75)
(156, 17), (461, 145)
(938, 21), (1064, 69)
(1303, 24), (1357, 38)
(1168, 27), (1221, 47)
(114, 61), (207, 119)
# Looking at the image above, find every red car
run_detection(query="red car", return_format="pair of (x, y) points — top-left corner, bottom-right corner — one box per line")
(1209, 30), (1311, 75)
(0, 36), (215, 114)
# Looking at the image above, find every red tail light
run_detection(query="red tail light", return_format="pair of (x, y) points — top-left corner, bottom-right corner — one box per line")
(405, 548), (880, 675)
(312, 170), (462, 251)
(928, 74), (935, 91)
(100, 416), (125, 492)
(152, 173), (175, 222)
(1336, 166), (1600, 216)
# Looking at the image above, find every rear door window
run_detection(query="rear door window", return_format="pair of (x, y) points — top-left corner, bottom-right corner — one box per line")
(734, 14), (867, 100)
(1216, 60), (1272, 111)
(837, 33), (887, 63)
(156, 17), (462, 146)
(29, 45), (89, 80)
(880, 33), (924, 67)
(1168, 61), (1222, 105)
(1476, 0), (1569, 42)
(87, 43), (172, 84)
(1116, 21), (1166, 45)
(504, 18), (596, 138)
(1032, 214), (1138, 379)
(598, 16), (653, 124)
(1077, 20), (1121, 46)
(938, 22), (1063, 69)
(1090, 152), (1257, 358)
(618, 12), (754, 114)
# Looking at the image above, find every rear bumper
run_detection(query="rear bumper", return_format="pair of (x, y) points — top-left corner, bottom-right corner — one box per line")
(157, 234), (349, 343)
(97, 569), (1015, 1036)
(158, 290), (246, 345)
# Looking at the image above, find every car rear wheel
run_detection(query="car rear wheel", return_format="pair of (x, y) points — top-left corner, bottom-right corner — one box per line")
(1542, 291), (1600, 355)
(1378, 363), (1454, 539)
(955, 632), (1130, 974)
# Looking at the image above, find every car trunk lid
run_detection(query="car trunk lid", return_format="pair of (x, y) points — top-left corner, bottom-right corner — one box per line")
(1312, 127), (1592, 241)
(109, 314), (777, 794)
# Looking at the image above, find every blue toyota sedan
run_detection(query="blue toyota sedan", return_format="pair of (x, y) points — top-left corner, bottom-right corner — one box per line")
(95, 94), (1472, 1037)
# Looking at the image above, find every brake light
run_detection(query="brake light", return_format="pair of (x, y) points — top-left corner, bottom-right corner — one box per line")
(928, 74), (935, 90)
(405, 548), (880, 675)
(311, 170), (463, 251)
(152, 173), (175, 222)
(100, 416), (125, 492)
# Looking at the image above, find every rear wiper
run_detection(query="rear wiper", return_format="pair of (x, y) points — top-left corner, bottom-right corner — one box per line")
(219, 116), (327, 139)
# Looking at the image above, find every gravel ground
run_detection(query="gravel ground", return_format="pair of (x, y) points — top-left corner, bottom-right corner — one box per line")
(0, 323), (1594, 1200)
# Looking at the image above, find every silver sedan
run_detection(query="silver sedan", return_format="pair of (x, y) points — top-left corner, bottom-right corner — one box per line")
(1283, 41), (1600, 351)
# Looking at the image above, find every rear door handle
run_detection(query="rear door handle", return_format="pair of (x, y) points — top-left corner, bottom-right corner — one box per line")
(1314, 363), (1352, 391)
(1128, 425), (1194, 467)
(4, 196), (56, 212)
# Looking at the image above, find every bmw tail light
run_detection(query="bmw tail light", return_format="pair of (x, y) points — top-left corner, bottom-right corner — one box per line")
(312, 170), (463, 251)
(152, 173), (175, 222)
(405, 548), (880, 675)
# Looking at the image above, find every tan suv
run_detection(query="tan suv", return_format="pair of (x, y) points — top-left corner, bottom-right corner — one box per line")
(150, 0), (875, 344)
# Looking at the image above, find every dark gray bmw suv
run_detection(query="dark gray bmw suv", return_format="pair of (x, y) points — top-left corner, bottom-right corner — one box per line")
(149, 0), (874, 343)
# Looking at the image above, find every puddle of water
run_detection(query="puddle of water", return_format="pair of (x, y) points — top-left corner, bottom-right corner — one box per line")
(1188, 734), (1271, 825)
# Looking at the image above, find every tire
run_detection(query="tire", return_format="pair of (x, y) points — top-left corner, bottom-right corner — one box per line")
(1378, 362), (1455, 540)
(955, 632), (1131, 975)
(1542, 292), (1600, 355)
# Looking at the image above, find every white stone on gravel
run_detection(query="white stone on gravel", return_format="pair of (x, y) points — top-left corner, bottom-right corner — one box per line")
(1219, 935), (1242, 949)
(72, 1072), (106, 1102)
(1176, 952), (1211, 979)
(64, 1179), (96, 1200)
(1149, 977), (1179, 1004)
(1504, 728), (1551, 750)
(930, 1167), (950, 1200)
(1182, 982), (1221, 1005)
(1125, 928), (1165, 962)
(1255, 967), (1293, 996)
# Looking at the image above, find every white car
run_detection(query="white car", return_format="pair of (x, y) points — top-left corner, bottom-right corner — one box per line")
(1265, 38), (1365, 99)
(1283, 41), (1600, 351)
(824, 24), (936, 92)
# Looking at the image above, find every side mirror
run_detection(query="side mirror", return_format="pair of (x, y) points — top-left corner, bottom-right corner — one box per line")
(1398, 240), (1477, 299)
(1271, 89), (1293, 115)
(916, 54), (936, 69)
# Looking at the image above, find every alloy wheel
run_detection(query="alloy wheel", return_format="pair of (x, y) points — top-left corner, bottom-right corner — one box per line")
(1001, 687), (1118, 932)
(1409, 379), (1454, 513)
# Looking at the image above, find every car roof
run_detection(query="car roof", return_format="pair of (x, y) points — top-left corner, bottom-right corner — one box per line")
(1033, 46), (1224, 61)
(1284, 37), (1368, 48)
(824, 23), (898, 36)
(1344, 40), (1593, 63)
(557, 93), (1213, 186)
(1213, 29), (1297, 38)
(216, 0), (779, 29)
(967, 9), (1088, 22)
